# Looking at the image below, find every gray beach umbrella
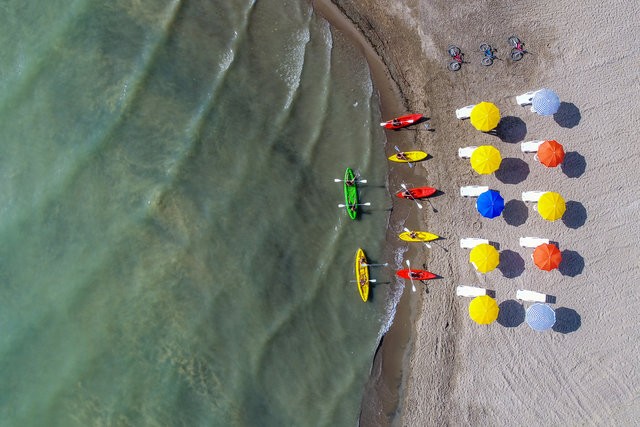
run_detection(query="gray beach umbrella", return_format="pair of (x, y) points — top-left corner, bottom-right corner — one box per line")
(532, 89), (561, 116)
(525, 303), (556, 331)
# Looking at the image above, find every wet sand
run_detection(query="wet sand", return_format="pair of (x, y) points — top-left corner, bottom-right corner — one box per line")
(315, 0), (640, 425)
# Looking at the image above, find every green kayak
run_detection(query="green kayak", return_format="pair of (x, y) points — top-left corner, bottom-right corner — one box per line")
(343, 168), (358, 220)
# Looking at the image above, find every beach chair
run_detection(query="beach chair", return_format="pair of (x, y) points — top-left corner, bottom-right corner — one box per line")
(521, 191), (546, 203)
(519, 237), (550, 248)
(458, 146), (478, 158)
(460, 185), (489, 197)
(520, 140), (544, 153)
(456, 285), (487, 297)
(460, 238), (489, 249)
(516, 90), (539, 106)
(516, 289), (547, 303)
(455, 104), (475, 120)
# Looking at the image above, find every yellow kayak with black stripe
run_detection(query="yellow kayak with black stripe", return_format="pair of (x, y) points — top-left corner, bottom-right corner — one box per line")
(398, 231), (440, 242)
(388, 151), (428, 163)
(354, 248), (369, 302)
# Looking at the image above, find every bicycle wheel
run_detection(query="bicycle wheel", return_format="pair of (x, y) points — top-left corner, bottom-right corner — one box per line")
(481, 57), (493, 66)
(480, 43), (489, 52)
(448, 45), (461, 56)
(448, 61), (461, 71)
(508, 36), (520, 48)
(510, 49), (523, 61)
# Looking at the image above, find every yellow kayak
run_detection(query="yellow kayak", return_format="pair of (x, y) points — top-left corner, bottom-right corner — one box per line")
(388, 151), (428, 163)
(355, 248), (369, 302)
(399, 231), (440, 242)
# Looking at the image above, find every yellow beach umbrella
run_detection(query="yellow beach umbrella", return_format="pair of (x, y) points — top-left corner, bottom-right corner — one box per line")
(537, 191), (566, 221)
(469, 243), (500, 273)
(470, 145), (502, 174)
(469, 295), (499, 324)
(470, 102), (501, 132)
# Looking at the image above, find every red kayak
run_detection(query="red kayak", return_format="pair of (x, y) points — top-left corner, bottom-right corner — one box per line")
(396, 269), (437, 280)
(380, 113), (423, 130)
(395, 186), (437, 200)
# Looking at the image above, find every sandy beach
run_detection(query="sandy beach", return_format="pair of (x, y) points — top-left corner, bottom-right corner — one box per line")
(315, 0), (640, 425)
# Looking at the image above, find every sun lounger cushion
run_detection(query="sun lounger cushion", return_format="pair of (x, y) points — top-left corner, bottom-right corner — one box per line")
(516, 289), (547, 303)
(456, 285), (487, 297)
(458, 146), (477, 158)
(460, 186), (489, 197)
(519, 237), (550, 248)
(460, 238), (489, 249)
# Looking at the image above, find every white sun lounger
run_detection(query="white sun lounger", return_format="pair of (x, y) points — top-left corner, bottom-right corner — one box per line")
(516, 90), (540, 106)
(520, 140), (544, 153)
(460, 238), (489, 249)
(521, 191), (546, 203)
(519, 237), (550, 248)
(456, 285), (487, 297)
(516, 289), (547, 303)
(458, 146), (478, 158)
(455, 104), (475, 120)
(460, 185), (489, 197)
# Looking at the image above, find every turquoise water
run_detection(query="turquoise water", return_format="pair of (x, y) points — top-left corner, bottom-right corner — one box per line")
(0, 1), (396, 425)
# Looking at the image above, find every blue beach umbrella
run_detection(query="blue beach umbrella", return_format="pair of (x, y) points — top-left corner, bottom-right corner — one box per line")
(532, 88), (561, 116)
(525, 303), (556, 331)
(476, 190), (505, 219)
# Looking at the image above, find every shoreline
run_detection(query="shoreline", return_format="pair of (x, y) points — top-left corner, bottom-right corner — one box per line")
(315, 0), (640, 425)
(312, 1), (429, 425)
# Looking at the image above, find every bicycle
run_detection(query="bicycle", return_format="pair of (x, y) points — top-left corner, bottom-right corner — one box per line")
(508, 36), (527, 61)
(447, 45), (464, 71)
(479, 43), (497, 66)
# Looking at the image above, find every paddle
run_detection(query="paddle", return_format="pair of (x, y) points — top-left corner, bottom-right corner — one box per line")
(350, 279), (377, 283)
(394, 145), (414, 168)
(403, 227), (431, 249)
(334, 178), (368, 184)
(338, 202), (371, 208)
(405, 259), (416, 292)
(362, 262), (388, 267)
(400, 183), (423, 209)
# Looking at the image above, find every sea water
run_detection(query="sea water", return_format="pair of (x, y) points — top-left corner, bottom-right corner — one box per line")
(0, 1), (398, 425)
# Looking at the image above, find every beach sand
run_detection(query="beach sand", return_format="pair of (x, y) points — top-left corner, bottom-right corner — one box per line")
(315, 0), (640, 425)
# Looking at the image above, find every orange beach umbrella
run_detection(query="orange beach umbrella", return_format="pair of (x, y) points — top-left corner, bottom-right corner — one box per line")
(537, 140), (565, 167)
(533, 243), (562, 271)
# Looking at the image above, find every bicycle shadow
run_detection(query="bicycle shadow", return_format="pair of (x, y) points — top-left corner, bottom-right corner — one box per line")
(493, 116), (527, 143)
(554, 102), (581, 128)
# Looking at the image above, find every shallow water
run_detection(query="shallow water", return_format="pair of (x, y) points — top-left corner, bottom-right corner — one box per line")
(0, 1), (397, 425)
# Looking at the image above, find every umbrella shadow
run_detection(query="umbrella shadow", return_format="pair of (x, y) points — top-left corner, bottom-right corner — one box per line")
(495, 158), (530, 184)
(561, 152), (586, 178)
(553, 102), (581, 128)
(494, 116), (527, 143)
(497, 300), (525, 327)
(562, 201), (587, 229)
(558, 250), (584, 277)
(552, 307), (582, 333)
(497, 249), (525, 278)
(503, 199), (529, 226)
